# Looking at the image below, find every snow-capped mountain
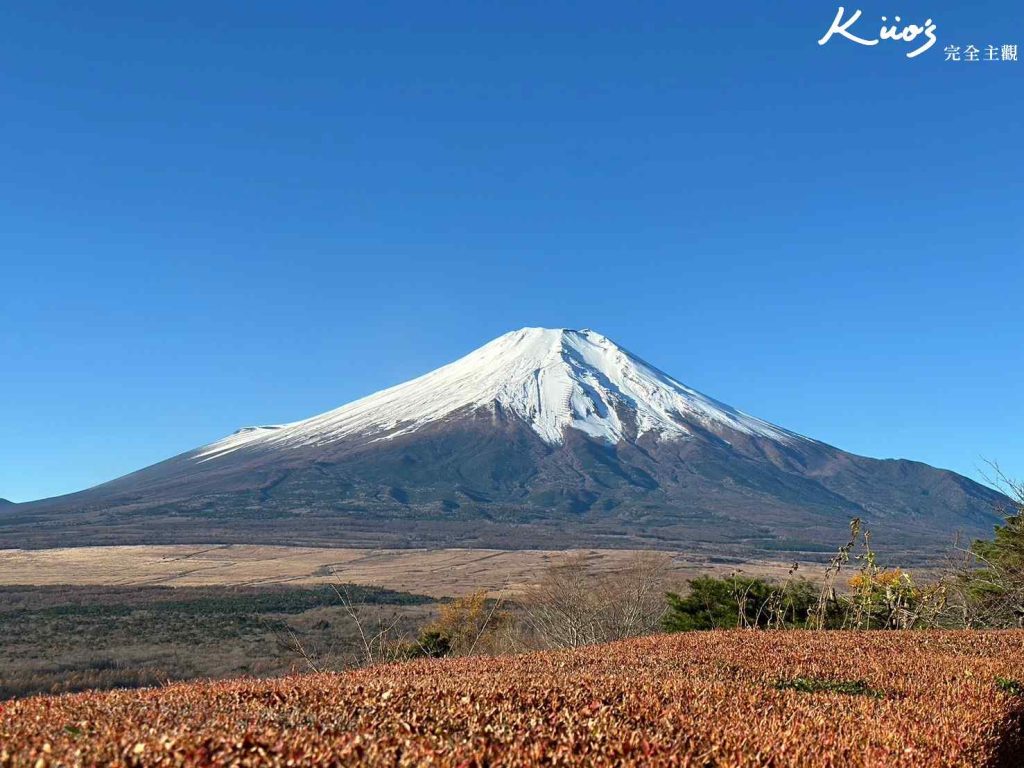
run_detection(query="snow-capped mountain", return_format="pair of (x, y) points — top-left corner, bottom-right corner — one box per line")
(1, 328), (1005, 559)
(196, 328), (797, 463)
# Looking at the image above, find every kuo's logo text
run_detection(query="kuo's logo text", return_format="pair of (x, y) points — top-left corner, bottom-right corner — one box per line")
(818, 6), (937, 58)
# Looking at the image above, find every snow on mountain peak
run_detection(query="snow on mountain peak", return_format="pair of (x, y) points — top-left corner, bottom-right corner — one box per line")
(195, 327), (800, 462)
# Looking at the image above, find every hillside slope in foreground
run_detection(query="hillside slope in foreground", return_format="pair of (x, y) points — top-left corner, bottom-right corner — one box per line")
(3, 632), (1024, 767)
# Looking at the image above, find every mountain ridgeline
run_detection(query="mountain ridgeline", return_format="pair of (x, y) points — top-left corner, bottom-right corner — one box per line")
(1, 329), (1004, 561)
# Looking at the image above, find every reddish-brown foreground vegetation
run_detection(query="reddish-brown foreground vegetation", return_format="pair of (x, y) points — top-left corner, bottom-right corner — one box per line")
(2, 631), (1024, 767)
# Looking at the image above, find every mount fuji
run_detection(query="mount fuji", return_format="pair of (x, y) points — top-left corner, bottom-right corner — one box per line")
(1, 328), (1004, 559)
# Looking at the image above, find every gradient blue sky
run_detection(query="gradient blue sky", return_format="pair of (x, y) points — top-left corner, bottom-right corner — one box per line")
(2, 1), (1021, 502)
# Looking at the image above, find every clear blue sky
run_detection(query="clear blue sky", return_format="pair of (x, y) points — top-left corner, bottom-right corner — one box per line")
(1, 1), (1021, 503)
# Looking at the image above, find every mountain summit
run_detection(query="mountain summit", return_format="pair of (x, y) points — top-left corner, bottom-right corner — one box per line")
(2, 328), (1004, 560)
(199, 327), (796, 463)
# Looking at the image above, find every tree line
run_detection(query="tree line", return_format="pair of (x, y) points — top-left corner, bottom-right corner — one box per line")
(282, 468), (1024, 667)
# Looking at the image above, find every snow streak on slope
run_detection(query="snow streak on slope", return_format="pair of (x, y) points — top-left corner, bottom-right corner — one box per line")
(195, 328), (803, 462)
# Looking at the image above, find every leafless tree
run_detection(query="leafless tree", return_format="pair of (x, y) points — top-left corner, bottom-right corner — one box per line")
(809, 518), (861, 630)
(515, 552), (672, 650)
(329, 582), (410, 666)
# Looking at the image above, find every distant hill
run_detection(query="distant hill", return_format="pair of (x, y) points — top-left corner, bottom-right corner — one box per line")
(1, 328), (1005, 560)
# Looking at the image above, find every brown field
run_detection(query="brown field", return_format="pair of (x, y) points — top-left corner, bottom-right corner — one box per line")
(0, 545), (797, 597)
(0, 546), (796, 701)
(2, 631), (1023, 767)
